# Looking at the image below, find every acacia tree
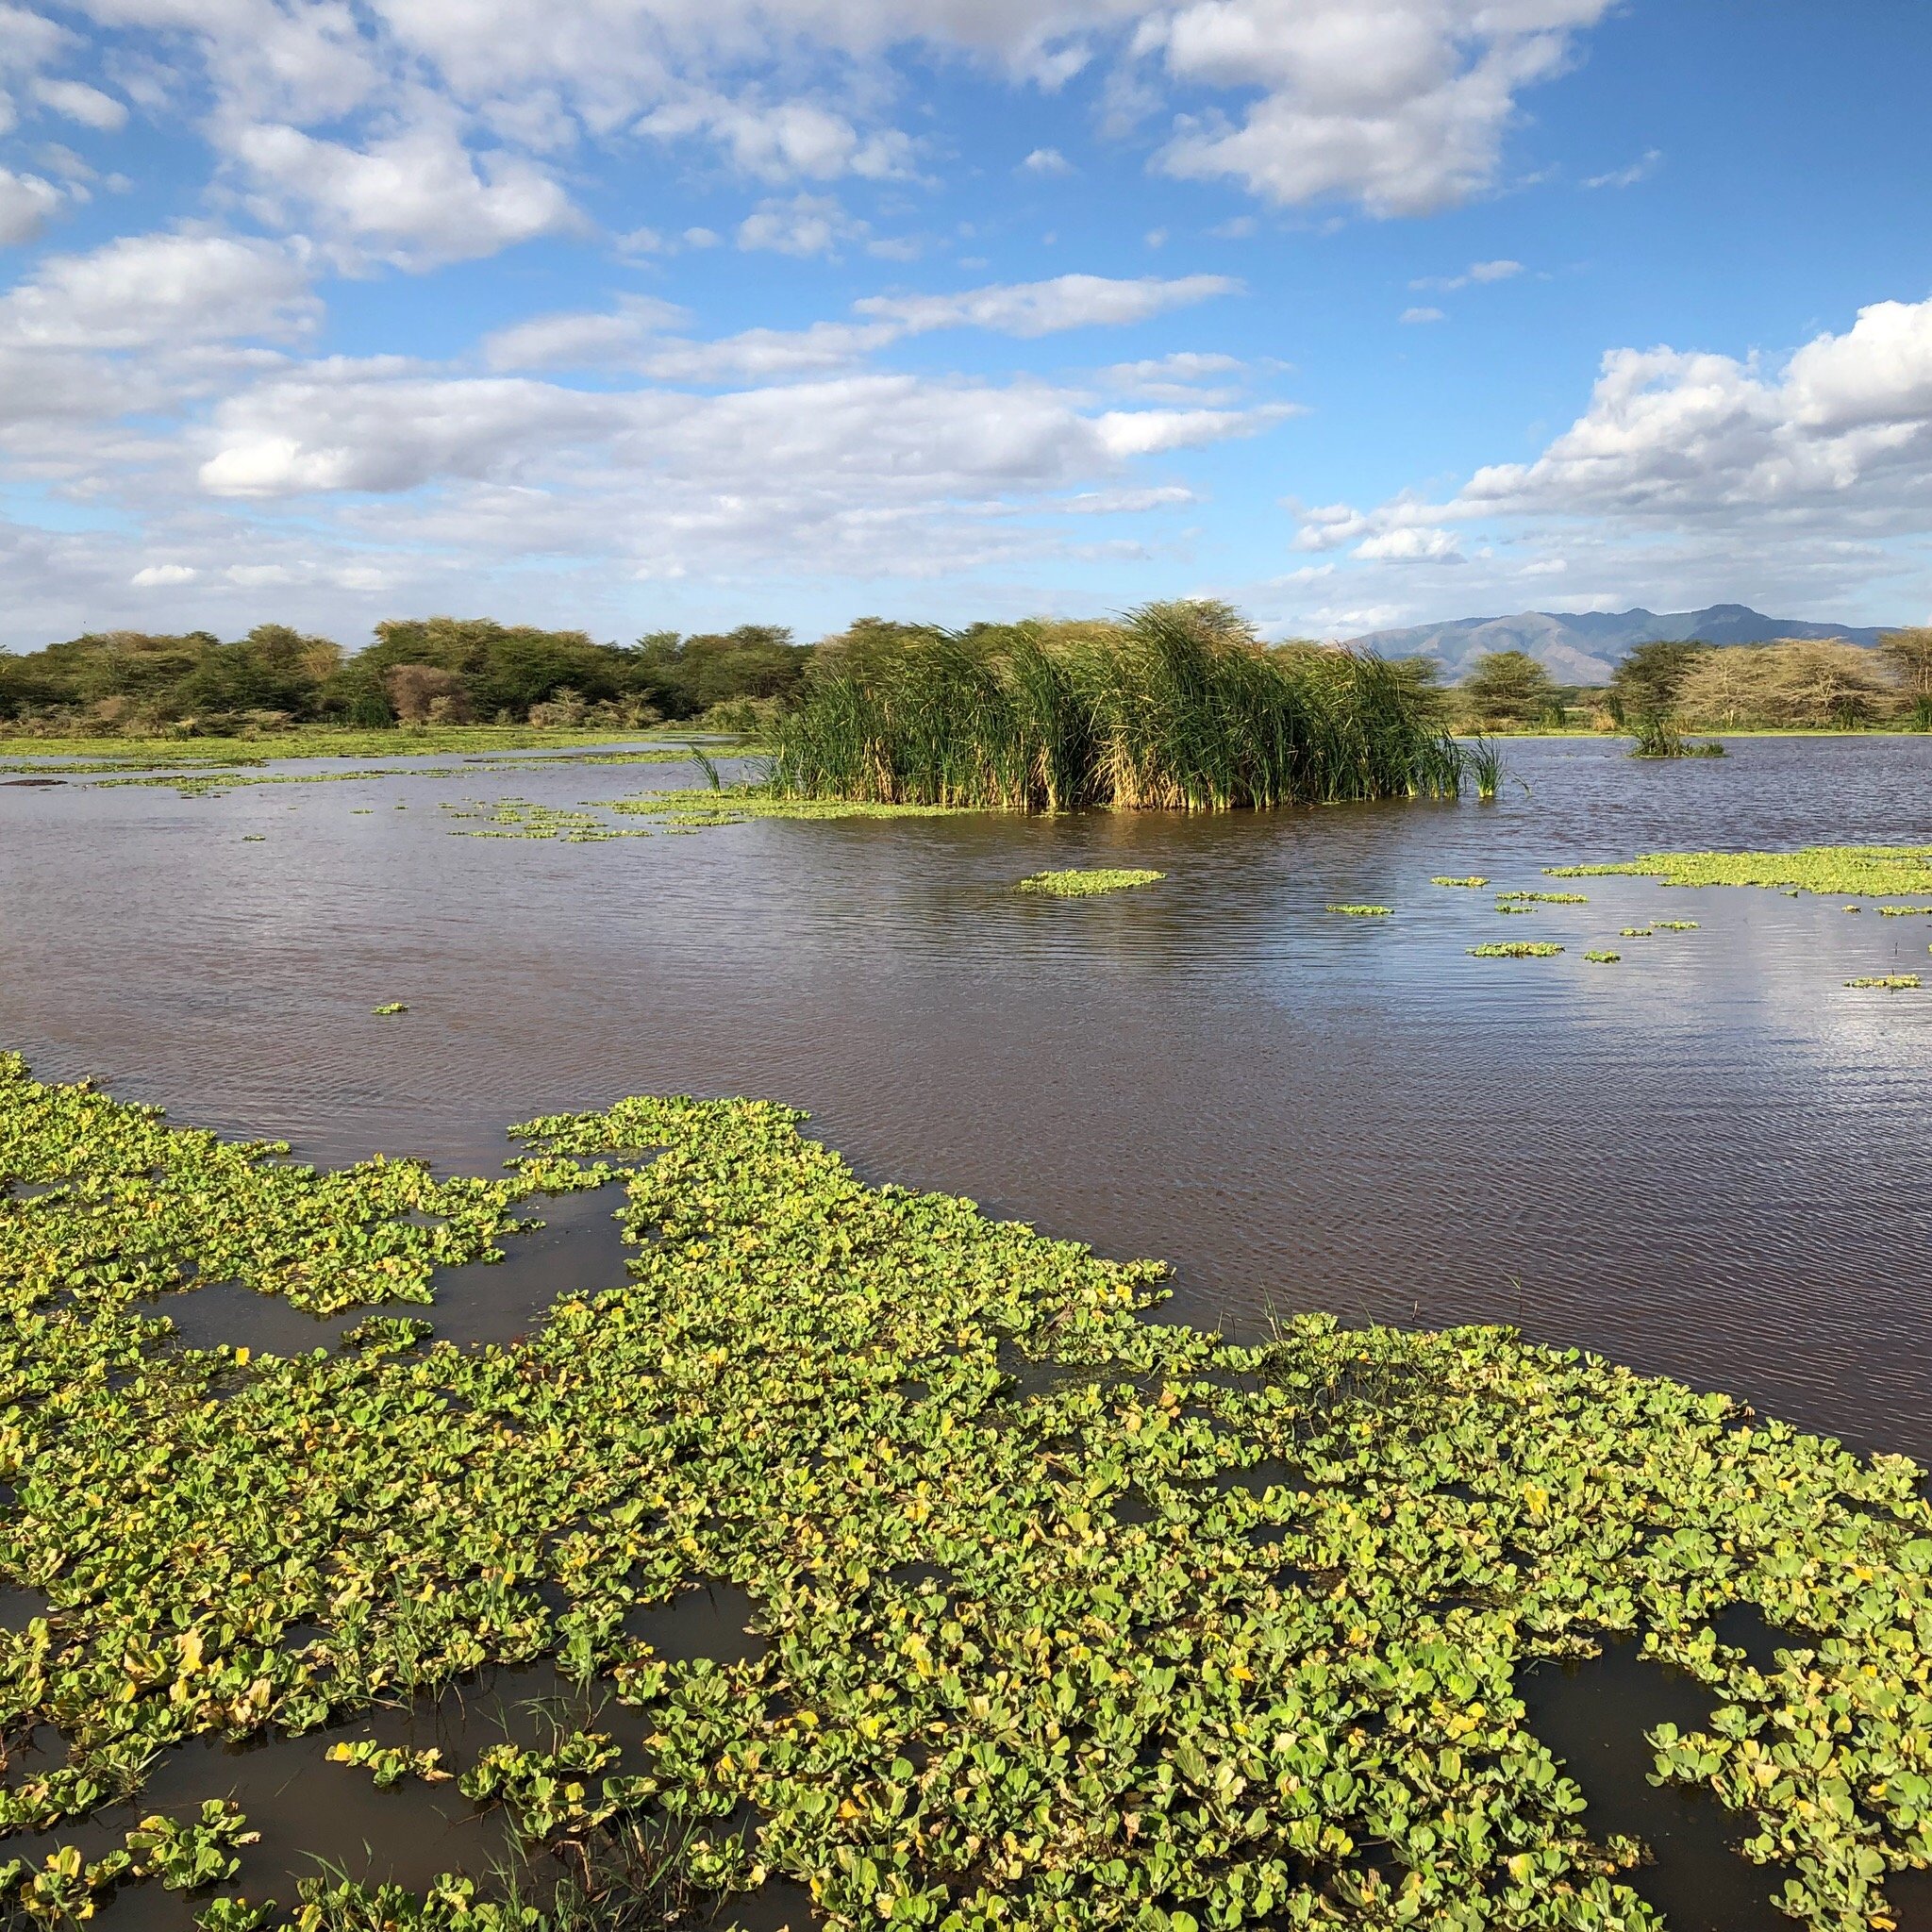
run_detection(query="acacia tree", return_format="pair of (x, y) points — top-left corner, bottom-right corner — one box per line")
(1880, 627), (1932, 727)
(1607, 640), (1706, 724)
(1457, 649), (1564, 729)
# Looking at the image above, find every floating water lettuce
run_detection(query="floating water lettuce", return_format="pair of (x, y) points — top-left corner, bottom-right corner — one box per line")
(3, 1055), (1930, 1930)
(1015, 868), (1166, 897)
(1546, 842), (1932, 897)
(1468, 941), (1564, 958)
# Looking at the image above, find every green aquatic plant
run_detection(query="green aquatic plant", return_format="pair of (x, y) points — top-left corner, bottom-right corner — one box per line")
(604, 786), (959, 832)
(1583, 951), (1621, 963)
(1878, 905), (1932, 916)
(1547, 842), (1932, 897)
(1326, 902), (1392, 916)
(5, 1054), (1932, 1930)
(1430, 875), (1489, 887)
(372, 1003), (408, 1016)
(1619, 927), (1654, 938)
(1013, 868), (1165, 897)
(1494, 891), (1589, 905)
(1462, 733), (1505, 800)
(771, 608), (1465, 812)
(1468, 941), (1564, 958)
(1844, 974), (1921, 990)
(1653, 920), (1700, 931)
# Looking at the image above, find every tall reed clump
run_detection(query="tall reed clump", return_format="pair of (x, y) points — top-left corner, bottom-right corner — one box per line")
(770, 603), (1464, 811)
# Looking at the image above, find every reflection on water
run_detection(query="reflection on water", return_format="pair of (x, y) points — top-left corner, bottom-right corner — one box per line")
(4, 735), (1928, 1460)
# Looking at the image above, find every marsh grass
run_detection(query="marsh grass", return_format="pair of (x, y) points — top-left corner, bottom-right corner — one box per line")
(772, 605), (1464, 811)
(1014, 868), (1165, 897)
(1461, 735), (1504, 800)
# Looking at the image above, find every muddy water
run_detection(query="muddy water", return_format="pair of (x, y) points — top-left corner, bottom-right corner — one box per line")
(5, 733), (1932, 1924)
(5, 736), (1930, 1457)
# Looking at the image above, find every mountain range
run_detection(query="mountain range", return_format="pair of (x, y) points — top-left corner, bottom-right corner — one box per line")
(1341, 604), (1895, 684)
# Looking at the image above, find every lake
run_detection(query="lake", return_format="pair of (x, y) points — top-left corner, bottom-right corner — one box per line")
(4, 733), (1930, 1464)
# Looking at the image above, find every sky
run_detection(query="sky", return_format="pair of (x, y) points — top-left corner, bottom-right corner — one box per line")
(1, 0), (1930, 649)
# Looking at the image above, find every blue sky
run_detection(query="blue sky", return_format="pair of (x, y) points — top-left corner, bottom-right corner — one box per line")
(0, 0), (1928, 648)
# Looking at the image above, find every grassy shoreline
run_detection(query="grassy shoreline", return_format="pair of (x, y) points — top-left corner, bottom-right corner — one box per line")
(0, 725), (696, 766)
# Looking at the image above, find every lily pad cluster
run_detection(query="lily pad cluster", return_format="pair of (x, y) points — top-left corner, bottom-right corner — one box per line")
(4, 1057), (1932, 1929)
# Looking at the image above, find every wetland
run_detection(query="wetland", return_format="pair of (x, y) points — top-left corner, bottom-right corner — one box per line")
(4, 728), (1932, 1929)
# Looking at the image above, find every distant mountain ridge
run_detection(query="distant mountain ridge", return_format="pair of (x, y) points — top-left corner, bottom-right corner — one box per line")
(1341, 604), (1896, 684)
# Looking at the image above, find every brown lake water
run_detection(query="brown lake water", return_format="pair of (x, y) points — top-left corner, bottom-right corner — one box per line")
(4, 733), (1932, 1925)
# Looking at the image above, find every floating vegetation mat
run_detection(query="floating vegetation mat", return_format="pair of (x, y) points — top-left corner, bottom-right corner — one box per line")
(4, 1054), (1932, 1930)
(1547, 843), (1932, 897)
(371, 1003), (408, 1017)
(1013, 869), (1165, 898)
(1325, 904), (1392, 918)
(1878, 906), (1932, 917)
(1844, 974), (1922, 991)
(1494, 891), (1589, 906)
(1468, 941), (1564, 958)
(1430, 876), (1489, 888)
(442, 799), (656, 842)
(1583, 951), (1621, 964)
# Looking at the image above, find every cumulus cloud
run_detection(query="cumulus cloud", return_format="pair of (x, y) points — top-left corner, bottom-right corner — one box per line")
(640, 92), (916, 181)
(59, 0), (1613, 225)
(1286, 292), (1932, 612)
(131, 560), (195, 584)
(32, 75), (125, 128)
(736, 192), (864, 257)
(1399, 306), (1443, 325)
(0, 164), (61, 242)
(226, 117), (581, 268)
(1020, 145), (1072, 175)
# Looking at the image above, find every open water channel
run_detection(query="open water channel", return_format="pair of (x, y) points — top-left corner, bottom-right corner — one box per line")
(4, 732), (1931, 1926)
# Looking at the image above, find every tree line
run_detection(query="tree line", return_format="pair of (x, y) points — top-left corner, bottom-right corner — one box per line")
(1453, 631), (1932, 732)
(2, 610), (1928, 738)
(0, 618), (811, 736)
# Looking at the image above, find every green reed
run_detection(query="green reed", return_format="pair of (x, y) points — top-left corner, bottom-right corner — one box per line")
(770, 605), (1464, 812)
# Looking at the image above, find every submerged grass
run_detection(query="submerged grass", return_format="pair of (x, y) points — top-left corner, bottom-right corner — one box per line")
(1548, 842), (1932, 897)
(771, 606), (1465, 812)
(1013, 868), (1165, 897)
(6, 1056), (1932, 1931)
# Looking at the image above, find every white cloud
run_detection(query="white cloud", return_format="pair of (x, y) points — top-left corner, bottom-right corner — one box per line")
(1021, 145), (1072, 175)
(1399, 305), (1443, 325)
(131, 560), (196, 584)
(857, 272), (1239, 337)
(485, 275), (1243, 385)
(226, 117), (580, 269)
(1101, 350), (1243, 401)
(33, 75), (125, 128)
(1353, 525), (1460, 560)
(1149, 1), (1613, 215)
(1288, 291), (1932, 613)
(736, 191), (863, 258)
(1411, 258), (1522, 291)
(0, 229), (314, 351)
(0, 164), (60, 242)
(60, 0), (1613, 224)
(1583, 148), (1662, 190)
(640, 92), (916, 181)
